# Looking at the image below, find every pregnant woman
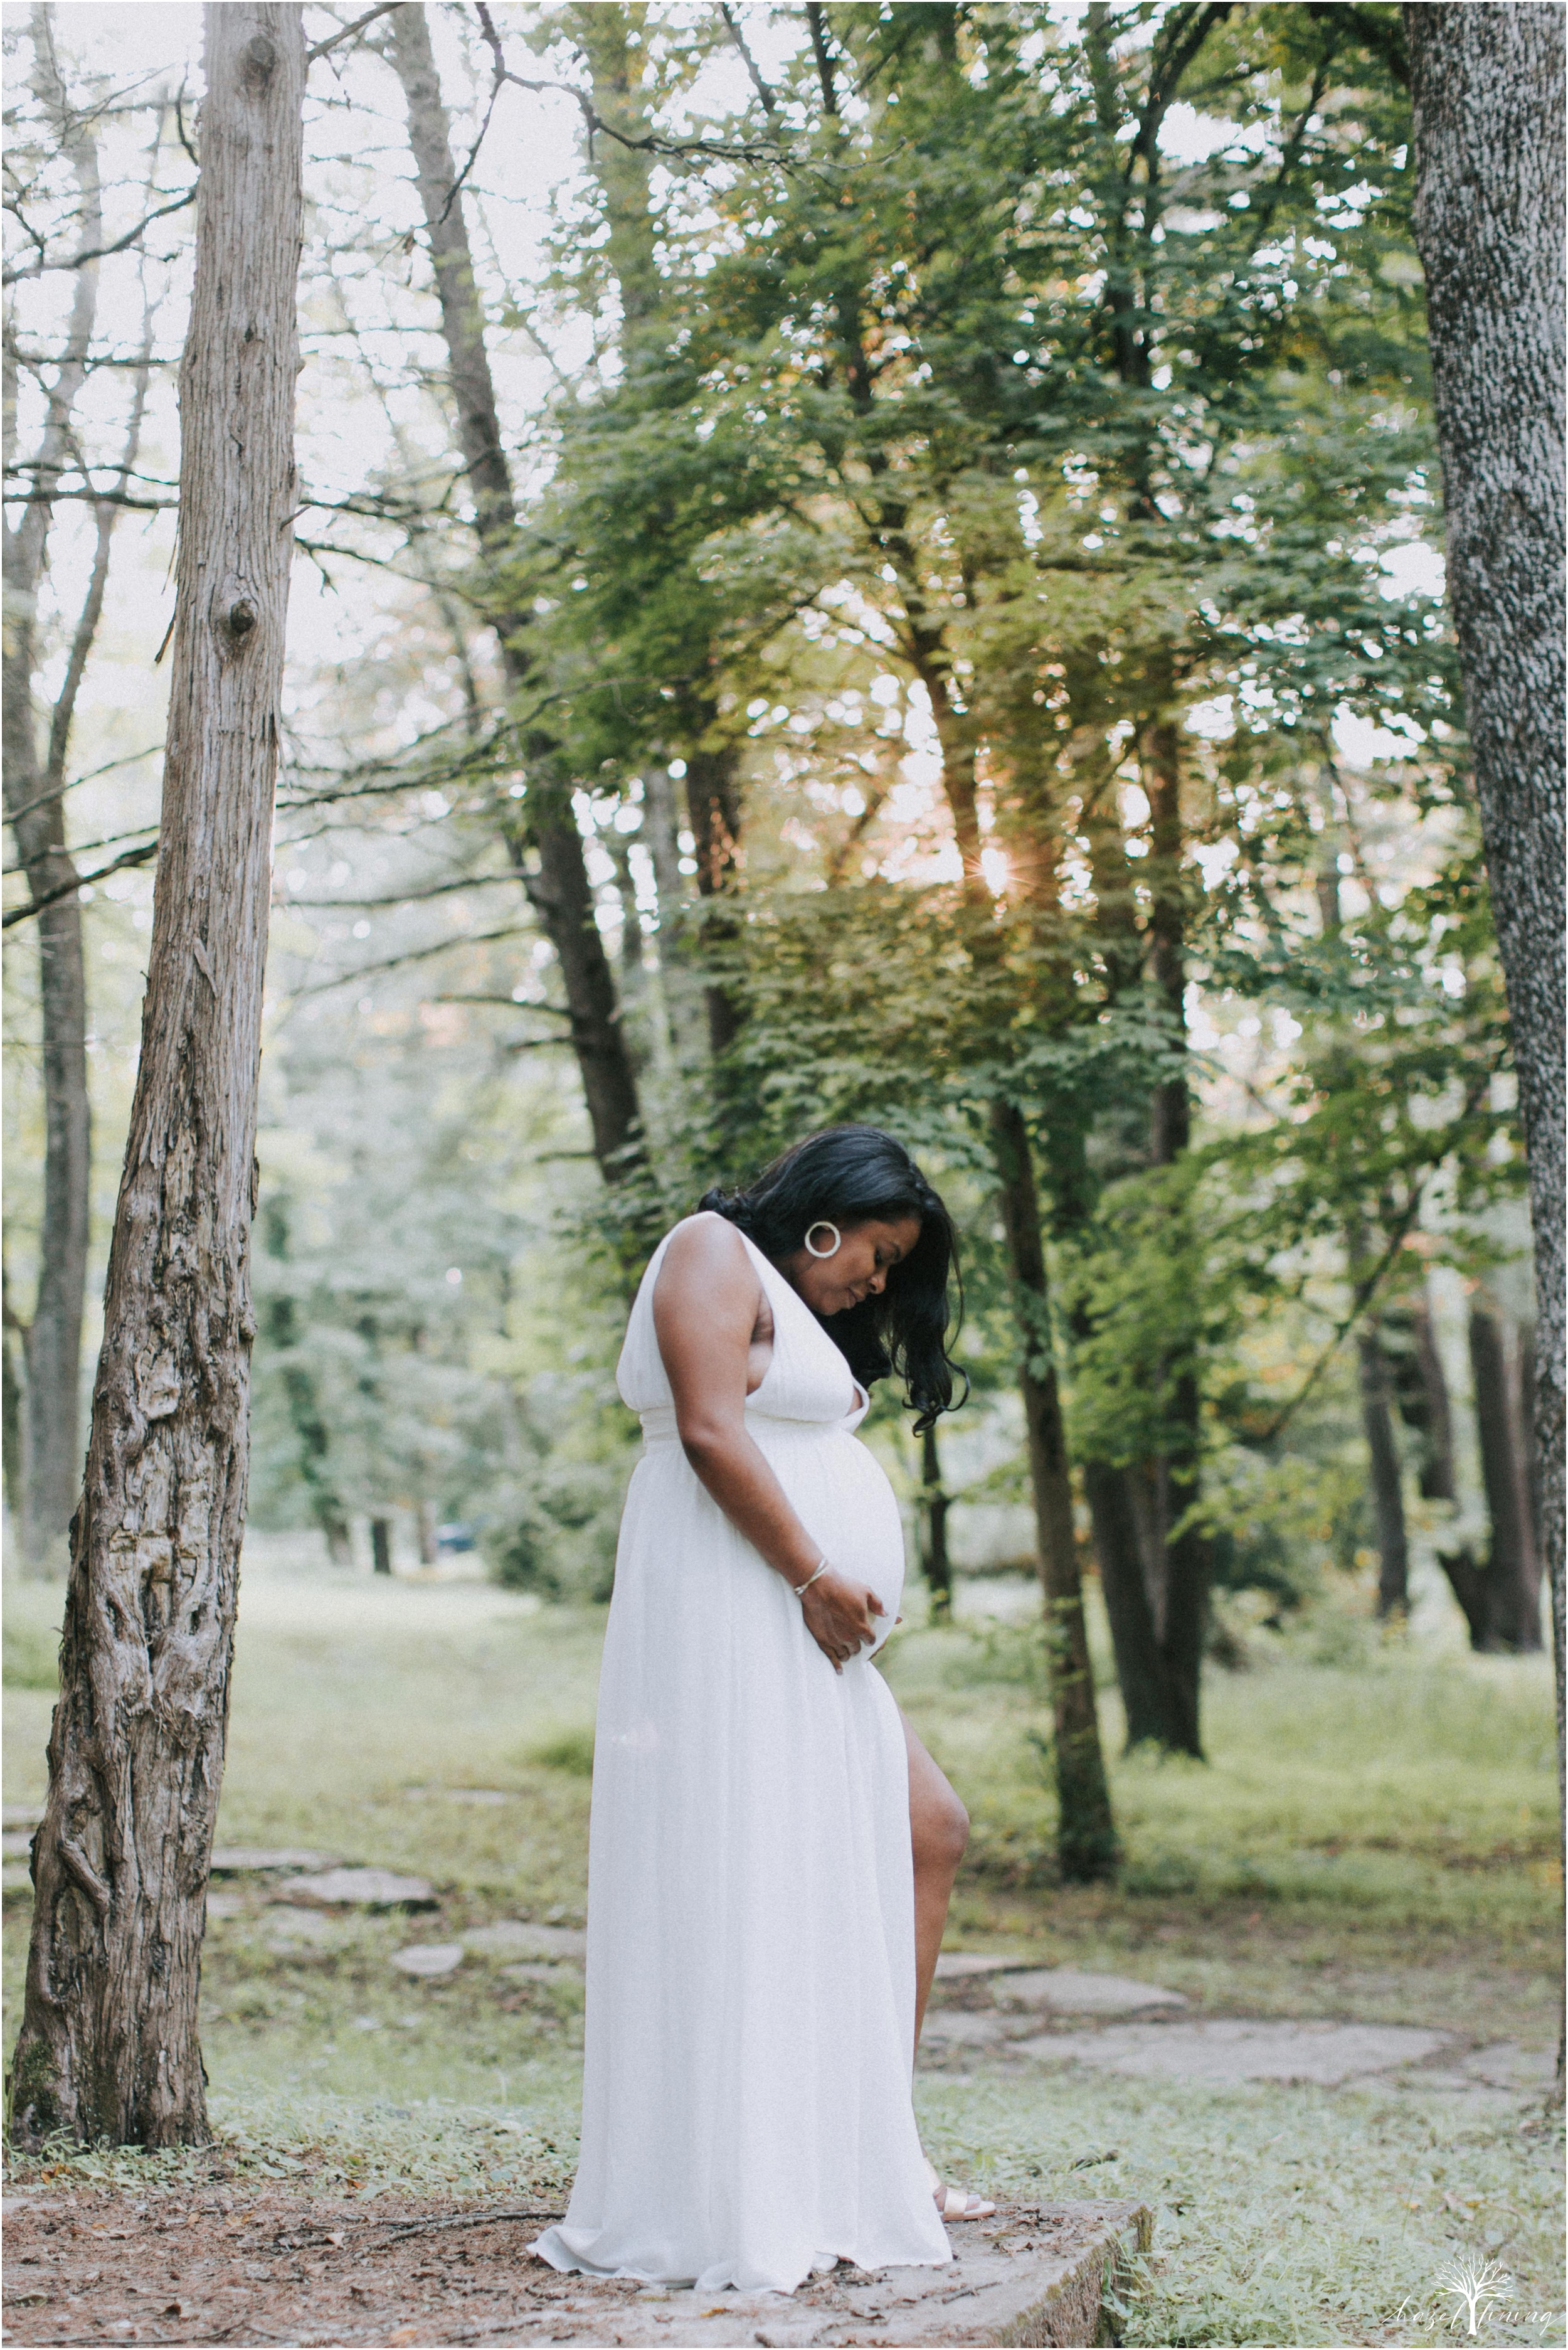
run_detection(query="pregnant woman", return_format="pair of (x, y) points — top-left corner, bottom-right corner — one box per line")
(532, 1125), (992, 2296)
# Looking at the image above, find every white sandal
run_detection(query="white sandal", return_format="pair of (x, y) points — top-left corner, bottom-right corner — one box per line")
(922, 2154), (997, 2221)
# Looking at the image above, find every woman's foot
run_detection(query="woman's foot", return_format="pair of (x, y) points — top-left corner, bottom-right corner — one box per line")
(922, 2154), (996, 2221)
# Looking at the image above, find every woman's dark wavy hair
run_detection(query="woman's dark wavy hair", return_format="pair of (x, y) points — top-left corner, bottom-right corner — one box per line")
(699, 1125), (964, 1432)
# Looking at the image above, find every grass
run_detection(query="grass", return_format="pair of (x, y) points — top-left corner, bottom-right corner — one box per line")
(3, 1541), (1562, 2344)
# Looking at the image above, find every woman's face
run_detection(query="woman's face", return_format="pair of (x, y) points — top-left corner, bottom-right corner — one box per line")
(779, 1212), (923, 1317)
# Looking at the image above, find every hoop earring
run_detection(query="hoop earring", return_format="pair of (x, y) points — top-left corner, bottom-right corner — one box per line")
(804, 1220), (842, 1259)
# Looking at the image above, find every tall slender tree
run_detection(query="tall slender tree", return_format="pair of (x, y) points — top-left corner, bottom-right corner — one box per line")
(1, 12), (101, 1562)
(1405, 1), (1566, 1782)
(11, 0), (305, 2147)
(387, 3), (646, 1188)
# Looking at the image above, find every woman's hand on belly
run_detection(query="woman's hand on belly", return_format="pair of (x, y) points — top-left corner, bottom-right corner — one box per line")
(802, 1570), (887, 1671)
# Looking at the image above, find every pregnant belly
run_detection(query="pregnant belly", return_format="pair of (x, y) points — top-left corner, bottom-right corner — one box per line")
(748, 1421), (906, 1652)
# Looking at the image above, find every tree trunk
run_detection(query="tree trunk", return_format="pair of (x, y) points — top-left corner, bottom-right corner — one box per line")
(931, 771), (1118, 1864)
(642, 763), (704, 1065)
(1385, 1294), (1456, 1502)
(1386, 1294), (1495, 1648)
(388, 1), (646, 1186)
(10, 1), (305, 2151)
(1406, 0), (1566, 1781)
(258, 1198), (352, 1564)
(990, 1100), (1118, 1883)
(1, 25), (100, 1565)
(1358, 1321), (1410, 1619)
(1143, 704), (1210, 1754)
(919, 1421), (953, 1622)
(371, 1517), (393, 1576)
(1064, 794), (1189, 1750)
(684, 740), (744, 1061)
(1470, 1294), (1542, 1651)
(1084, 1457), (1183, 1750)
(3, 1267), (28, 1533)
(568, 6), (747, 1067)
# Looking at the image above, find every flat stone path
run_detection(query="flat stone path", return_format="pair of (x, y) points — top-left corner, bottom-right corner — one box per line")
(278, 1866), (437, 1908)
(919, 1962), (1557, 2110)
(992, 1969), (1187, 2016)
(1009, 2016), (1446, 2085)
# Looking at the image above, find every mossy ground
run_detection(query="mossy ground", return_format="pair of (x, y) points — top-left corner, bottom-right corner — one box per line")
(4, 1542), (1561, 2345)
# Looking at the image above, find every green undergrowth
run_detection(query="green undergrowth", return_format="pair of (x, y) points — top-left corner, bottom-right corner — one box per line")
(918, 2070), (1564, 2348)
(4, 1553), (1562, 2346)
(6, 2080), (580, 2206)
(884, 1603), (1560, 1952)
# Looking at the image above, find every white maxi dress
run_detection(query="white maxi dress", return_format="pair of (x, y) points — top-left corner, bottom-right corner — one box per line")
(532, 1215), (953, 2294)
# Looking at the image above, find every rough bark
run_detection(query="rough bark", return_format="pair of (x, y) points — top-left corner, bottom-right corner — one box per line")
(1358, 1322), (1410, 1619)
(388, 1), (645, 1184)
(990, 1099), (1118, 1882)
(1407, 0), (1566, 1776)
(1470, 1294), (1543, 1651)
(1, 21), (99, 1563)
(10, 1), (305, 2150)
(919, 1421), (953, 1622)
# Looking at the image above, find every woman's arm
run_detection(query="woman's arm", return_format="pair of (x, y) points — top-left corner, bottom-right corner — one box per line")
(652, 1217), (884, 1670)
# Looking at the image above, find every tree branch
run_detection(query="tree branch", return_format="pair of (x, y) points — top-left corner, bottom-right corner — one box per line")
(1, 837), (157, 927)
(306, 2), (403, 66)
(1, 185), (197, 287)
(719, 3), (778, 119)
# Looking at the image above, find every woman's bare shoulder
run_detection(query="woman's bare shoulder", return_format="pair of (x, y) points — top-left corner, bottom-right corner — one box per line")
(652, 1218), (761, 1352)
(658, 1212), (761, 1287)
(657, 1211), (757, 1287)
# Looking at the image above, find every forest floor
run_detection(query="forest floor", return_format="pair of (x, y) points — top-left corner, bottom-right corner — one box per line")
(3, 1542), (1562, 2348)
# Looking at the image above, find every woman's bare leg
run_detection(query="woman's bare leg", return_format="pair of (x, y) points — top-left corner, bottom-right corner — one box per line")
(901, 1707), (970, 2048)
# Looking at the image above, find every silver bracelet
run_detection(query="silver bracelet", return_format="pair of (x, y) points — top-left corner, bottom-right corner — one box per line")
(793, 1557), (831, 1600)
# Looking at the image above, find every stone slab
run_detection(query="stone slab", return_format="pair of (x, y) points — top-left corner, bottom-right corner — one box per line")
(1461, 2041), (1558, 2090)
(263, 1904), (347, 1945)
(529, 2202), (1152, 2346)
(2, 1827), (36, 1859)
(1010, 2018), (1446, 2085)
(466, 1919), (588, 1960)
(278, 1866), (436, 1908)
(211, 1846), (338, 1874)
(392, 1941), (466, 1976)
(921, 2011), (1012, 2050)
(935, 1953), (1036, 1981)
(3, 1862), (33, 1893)
(993, 1970), (1186, 2018)
(1, 1805), (44, 1830)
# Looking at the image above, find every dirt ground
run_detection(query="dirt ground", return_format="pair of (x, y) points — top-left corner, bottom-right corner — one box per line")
(2, 2185), (1071, 2349)
(4, 2184), (581, 2346)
